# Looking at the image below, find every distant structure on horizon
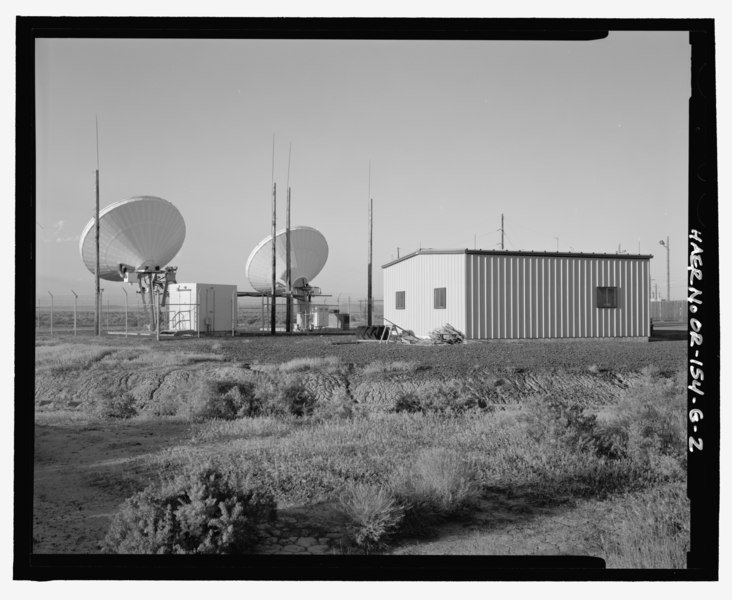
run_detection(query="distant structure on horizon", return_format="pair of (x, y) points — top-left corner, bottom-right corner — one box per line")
(382, 249), (653, 340)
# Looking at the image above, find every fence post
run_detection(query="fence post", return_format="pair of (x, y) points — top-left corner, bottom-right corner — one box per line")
(122, 287), (128, 337)
(231, 290), (235, 337)
(212, 287), (216, 335)
(71, 290), (78, 336)
(155, 288), (160, 342)
(48, 291), (53, 336)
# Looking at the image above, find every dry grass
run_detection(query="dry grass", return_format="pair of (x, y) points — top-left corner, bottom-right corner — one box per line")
(252, 356), (347, 374)
(35, 344), (118, 373)
(393, 448), (479, 514)
(338, 483), (405, 551)
(598, 484), (689, 568)
(35, 334), (688, 564)
(361, 360), (419, 375)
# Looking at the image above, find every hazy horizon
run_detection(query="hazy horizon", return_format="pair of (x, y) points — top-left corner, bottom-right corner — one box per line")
(35, 31), (690, 303)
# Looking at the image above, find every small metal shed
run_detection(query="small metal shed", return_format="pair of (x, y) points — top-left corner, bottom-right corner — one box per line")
(383, 249), (653, 340)
(167, 283), (238, 334)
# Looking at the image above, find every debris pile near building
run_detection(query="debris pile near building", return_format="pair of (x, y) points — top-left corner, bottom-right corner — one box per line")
(428, 323), (466, 345)
(382, 322), (465, 345)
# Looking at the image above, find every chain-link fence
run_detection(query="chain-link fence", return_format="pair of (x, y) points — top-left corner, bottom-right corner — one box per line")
(35, 291), (384, 336)
(650, 300), (686, 323)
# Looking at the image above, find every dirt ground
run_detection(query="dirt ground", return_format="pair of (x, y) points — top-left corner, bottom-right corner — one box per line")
(33, 417), (193, 553)
(33, 416), (615, 558)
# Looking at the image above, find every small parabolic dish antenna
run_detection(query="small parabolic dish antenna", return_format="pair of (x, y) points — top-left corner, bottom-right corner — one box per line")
(79, 196), (186, 281)
(245, 226), (328, 293)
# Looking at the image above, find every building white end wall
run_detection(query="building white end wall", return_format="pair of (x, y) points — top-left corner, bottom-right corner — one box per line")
(383, 252), (466, 338)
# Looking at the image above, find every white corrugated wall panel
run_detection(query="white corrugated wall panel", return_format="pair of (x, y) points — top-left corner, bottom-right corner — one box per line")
(384, 253), (465, 338)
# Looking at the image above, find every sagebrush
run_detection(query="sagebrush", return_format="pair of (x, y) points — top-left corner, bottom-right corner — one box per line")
(338, 482), (405, 552)
(103, 464), (276, 554)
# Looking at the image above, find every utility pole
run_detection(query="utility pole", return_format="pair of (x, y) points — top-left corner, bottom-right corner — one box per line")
(95, 116), (101, 336)
(271, 182), (277, 334)
(367, 196), (373, 327)
(286, 185), (292, 333)
(367, 161), (373, 327)
(285, 142), (292, 333)
(501, 214), (504, 250)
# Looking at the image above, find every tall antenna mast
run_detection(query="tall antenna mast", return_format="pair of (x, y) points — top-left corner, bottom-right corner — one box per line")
(367, 162), (373, 327)
(94, 116), (101, 336)
(286, 142), (292, 333)
(499, 213), (505, 250)
(270, 134), (276, 335)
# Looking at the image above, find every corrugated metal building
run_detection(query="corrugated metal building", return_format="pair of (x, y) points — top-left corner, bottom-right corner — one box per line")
(382, 249), (653, 340)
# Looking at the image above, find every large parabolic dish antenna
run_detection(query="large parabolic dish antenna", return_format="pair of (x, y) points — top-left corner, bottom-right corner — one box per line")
(79, 196), (186, 281)
(245, 226), (328, 293)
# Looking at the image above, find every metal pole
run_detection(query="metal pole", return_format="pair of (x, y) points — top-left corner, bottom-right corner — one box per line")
(501, 214), (505, 250)
(71, 290), (78, 336)
(666, 236), (670, 302)
(106, 297), (110, 331)
(271, 182), (277, 335)
(48, 291), (53, 336)
(367, 197), (373, 327)
(212, 287), (216, 334)
(231, 291), (235, 337)
(286, 185), (292, 333)
(155, 288), (160, 342)
(122, 287), (128, 337)
(95, 117), (101, 336)
(147, 276), (155, 332)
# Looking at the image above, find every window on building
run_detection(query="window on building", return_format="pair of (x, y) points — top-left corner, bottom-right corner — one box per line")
(395, 291), (405, 310)
(597, 286), (618, 308)
(434, 287), (447, 309)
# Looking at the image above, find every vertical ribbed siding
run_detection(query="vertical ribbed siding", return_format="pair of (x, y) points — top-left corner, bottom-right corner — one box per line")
(464, 254), (650, 339)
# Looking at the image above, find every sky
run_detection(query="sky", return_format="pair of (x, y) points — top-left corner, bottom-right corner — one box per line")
(34, 30), (691, 302)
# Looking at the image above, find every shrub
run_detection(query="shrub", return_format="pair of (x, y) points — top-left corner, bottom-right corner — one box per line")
(393, 380), (486, 414)
(255, 375), (316, 417)
(520, 371), (686, 483)
(97, 391), (138, 419)
(187, 379), (260, 421)
(312, 387), (356, 421)
(520, 395), (598, 454)
(338, 482), (405, 552)
(102, 464), (276, 554)
(593, 373), (686, 472)
(390, 448), (479, 534)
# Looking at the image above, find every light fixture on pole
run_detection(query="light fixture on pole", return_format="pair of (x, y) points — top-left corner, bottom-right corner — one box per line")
(658, 237), (670, 301)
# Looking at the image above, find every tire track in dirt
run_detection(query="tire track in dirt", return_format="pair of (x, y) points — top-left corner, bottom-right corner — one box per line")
(389, 493), (607, 558)
(37, 357), (647, 417)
